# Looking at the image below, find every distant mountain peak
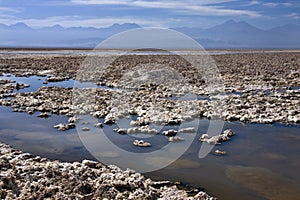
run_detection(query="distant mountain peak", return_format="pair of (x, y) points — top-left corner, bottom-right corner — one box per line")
(46, 24), (65, 31)
(10, 22), (31, 30)
(111, 23), (121, 27)
(209, 20), (262, 33)
(224, 19), (236, 25)
(110, 23), (140, 29)
(1, 21), (300, 48)
(52, 24), (64, 29)
(221, 20), (253, 27)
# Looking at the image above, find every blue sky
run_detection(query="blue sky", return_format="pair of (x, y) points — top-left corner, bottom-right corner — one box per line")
(0, 0), (299, 29)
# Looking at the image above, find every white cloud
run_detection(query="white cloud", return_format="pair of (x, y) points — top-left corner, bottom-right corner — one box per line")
(286, 13), (300, 19)
(282, 2), (292, 7)
(248, 1), (260, 6)
(71, 0), (238, 6)
(70, 0), (261, 17)
(180, 5), (261, 17)
(132, 1), (179, 9)
(0, 7), (21, 24)
(263, 2), (295, 8)
(71, 0), (130, 5)
(0, 7), (22, 14)
(263, 2), (278, 7)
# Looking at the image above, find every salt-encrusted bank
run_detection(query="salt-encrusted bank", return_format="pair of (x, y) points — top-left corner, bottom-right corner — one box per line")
(0, 142), (214, 200)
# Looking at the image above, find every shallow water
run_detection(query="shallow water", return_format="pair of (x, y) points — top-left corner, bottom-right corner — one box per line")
(292, 86), (300, 90)
(1, 74), (74, 93)
(0, 75), (300, 200)
(146, 122), (300, 200)
(0, 73), (115, 93)
(0, 106), (93, 161)
(0, 106), (299, 200)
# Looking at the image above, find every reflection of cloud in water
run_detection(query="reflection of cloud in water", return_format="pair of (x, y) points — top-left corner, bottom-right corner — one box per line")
(47, 148), (65, 154)
(24, 122), (53, 130)
(0, 128), (83, 156)
(12, 140), (65, 155)
(226, 165), (300, 200)
(144, 156), (175, 168)
(167, 159), (201, 169)
(0, 129), (19, 137)
(261, 152), (287, 161)
(1, 128), (73, 141)
(15, 131), (54, 140)
(279, 133), (300, 141)
(94, 151), (119, 158)
(65, 133), (82, 143)
(0, 116), (51, 130)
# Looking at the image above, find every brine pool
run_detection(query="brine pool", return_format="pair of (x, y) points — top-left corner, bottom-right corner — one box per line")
(0, 74), (299, 200)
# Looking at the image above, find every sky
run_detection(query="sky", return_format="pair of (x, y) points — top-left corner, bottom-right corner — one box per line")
(0, 0), (299, 29)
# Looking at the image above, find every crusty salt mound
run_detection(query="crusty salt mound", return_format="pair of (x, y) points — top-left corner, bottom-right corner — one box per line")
(0, 142), (215, 200)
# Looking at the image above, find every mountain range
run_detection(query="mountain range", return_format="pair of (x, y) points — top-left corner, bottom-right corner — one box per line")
(1, 20), (300, 49)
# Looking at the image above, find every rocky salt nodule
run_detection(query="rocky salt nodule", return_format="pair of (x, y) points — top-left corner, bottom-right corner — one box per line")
(0, 142), (214, 200)
(114, 126), (159, 135)
(168, 136), (185, 142)
(200, 129), (235, 145)
(133, 140), (152, 147)
(53, 123), (76, 131)
(213, 150), (227, 155)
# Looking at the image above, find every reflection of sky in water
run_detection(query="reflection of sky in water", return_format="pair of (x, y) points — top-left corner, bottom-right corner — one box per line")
(1, 74), (73, 93)
(1, 103), (300, 200)
(75, 114), (200, 172)
(0, 106), (93, 161)
(147, 121), (300, 200)
(0, 74), (114, 94)
(291, 86), (300, 90)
